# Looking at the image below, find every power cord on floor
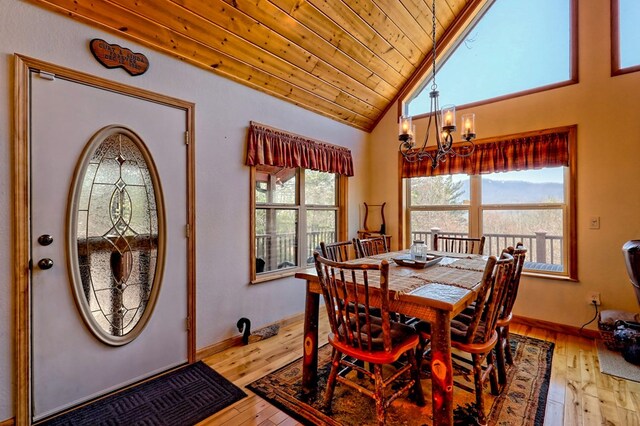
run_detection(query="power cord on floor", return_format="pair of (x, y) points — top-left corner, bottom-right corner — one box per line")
(579, 300), (599, 333)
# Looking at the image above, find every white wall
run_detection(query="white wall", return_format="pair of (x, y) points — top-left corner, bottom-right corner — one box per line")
(0, 1), (368, 420)
(370, 1), (640, 329)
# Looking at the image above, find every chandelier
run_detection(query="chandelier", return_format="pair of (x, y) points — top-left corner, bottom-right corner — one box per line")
(398, 0), (476, 168)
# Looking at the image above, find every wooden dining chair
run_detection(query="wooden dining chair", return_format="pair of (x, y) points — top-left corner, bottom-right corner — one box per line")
(434, 235), (486, 255)
(353, 236), (389, 258)
(313, 252), (425, 425)
(495, 243), (527, 385)
(415, 252), (514, 426)
(320, 240), (354, 262)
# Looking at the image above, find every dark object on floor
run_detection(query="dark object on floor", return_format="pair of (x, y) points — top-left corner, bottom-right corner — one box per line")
(247, 334), (553, 426)
(237, 317), (252, 345)
(237, 317), (280, 345)
(615, 320), (640, 365)
(623, 343), (640, 365)
(41, 361), (246, 426)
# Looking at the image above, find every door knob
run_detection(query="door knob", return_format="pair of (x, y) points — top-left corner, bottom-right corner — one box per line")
(38, 258), (54, 270)
(38, 234), (54, 246)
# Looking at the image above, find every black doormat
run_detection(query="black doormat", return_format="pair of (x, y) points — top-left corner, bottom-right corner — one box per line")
(40, 361), (246, 426)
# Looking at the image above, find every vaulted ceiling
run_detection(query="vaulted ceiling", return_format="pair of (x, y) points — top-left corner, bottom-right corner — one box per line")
(31, 0), (485, 131)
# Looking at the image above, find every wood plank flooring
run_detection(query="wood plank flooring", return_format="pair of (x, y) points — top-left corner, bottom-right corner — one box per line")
(197, 315), (640, 425)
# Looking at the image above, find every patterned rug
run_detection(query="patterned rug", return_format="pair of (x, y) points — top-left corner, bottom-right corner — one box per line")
(247, 334), (553, 425)
(40, 361), (246, 426)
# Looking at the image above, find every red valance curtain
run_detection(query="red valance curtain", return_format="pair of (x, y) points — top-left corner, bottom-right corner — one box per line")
(401, 128), (572, 178)
(246, 122), (354, 176)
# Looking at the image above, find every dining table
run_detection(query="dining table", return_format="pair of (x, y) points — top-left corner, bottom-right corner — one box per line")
(294, 250), (489, 426)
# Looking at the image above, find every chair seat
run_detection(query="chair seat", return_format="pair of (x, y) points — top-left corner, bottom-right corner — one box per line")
(414, 317), (490, 345)
(496, 312), (512, 328)
(332, 315), (420, 364)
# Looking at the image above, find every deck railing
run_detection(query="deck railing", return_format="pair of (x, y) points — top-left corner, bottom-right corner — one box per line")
(411, 228), (564, 271)
(256, 229), (335, 271)
(257, 228), (564, 273)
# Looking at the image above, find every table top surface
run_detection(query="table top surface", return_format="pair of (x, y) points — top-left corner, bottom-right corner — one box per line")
(296, 250), (490, 313)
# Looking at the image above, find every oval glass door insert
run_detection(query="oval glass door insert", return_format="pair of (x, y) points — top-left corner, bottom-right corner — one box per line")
(68, 125), (165, 346)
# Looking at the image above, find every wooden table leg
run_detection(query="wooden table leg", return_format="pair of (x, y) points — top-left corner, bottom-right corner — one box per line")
(430, 310), (454, 426)
(302, 281), (320, 395)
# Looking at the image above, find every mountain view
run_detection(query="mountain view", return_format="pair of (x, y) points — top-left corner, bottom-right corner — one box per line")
(460, 178), (564, 203)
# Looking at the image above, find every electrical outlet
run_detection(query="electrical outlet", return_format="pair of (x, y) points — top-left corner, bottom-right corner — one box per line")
(587, 292), (601, 306)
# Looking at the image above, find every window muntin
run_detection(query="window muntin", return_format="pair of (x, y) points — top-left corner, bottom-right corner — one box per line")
(407, 167), (570, 276)
(613, 0), (640, 74)
(407, 0), (573, 116)
(253, 165), (340, 281)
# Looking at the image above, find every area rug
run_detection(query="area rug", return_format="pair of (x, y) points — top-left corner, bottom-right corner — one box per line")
(40, 361), (246, 426)
(596, 341), (640, 382)
(247, 334), (553, 425)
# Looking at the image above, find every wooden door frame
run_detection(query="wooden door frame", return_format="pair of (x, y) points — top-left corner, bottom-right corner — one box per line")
(13, 54), (197, 424)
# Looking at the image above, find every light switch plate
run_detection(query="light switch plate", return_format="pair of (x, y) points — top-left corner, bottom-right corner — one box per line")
(589, 216), (600, 229)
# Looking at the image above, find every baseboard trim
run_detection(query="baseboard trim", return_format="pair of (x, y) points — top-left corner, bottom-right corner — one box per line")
(512, 315), (600, 339)
(0, 417), (15, 426)
(196, 312), (305, 360)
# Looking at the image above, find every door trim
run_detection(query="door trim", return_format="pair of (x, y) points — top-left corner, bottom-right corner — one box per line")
(13, 54), (196, 424)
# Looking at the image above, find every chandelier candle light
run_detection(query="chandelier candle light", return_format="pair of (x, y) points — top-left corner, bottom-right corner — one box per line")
(398, 0), (477, 168)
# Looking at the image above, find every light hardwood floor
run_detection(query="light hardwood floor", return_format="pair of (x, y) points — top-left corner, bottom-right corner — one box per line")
(197, 315), (640, 426)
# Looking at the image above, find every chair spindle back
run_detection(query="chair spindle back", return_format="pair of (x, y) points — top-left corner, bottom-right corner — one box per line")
(314, 252), (392, 352)
(353, 236), (389, 258)
(320, 240), (353, 262)
(500, 243), (527, 320)
(434, 235), (486, 255)
(463, 253), (514, 344)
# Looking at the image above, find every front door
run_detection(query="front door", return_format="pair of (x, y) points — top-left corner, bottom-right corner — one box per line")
(30, 71), (190, 421)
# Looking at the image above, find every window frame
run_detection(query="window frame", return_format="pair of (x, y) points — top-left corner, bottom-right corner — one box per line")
(250, 166), (348, 283)
(400, 128), (577, 281)
(399, 0), (579, 118)
(611, 0), (640, 76)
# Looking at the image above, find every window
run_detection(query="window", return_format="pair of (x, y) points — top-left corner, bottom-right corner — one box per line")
(612, 0), (640, 75)
(407, 0), (575, 116)
(404, 128), (576, 279)
(407, 168), (570, 277)
(252, 165), (344, 282)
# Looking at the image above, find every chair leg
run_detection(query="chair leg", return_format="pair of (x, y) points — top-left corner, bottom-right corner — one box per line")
(486, 351), (500, 396)
(504, 324), (514, 365)
(472, 354), (488, 426)
(323, 350), (342, 411)
(373, 363), (386, 426)
(495, 329), (508, 386)
(407, 348), (425, 406)
(415, 337), (428, 372)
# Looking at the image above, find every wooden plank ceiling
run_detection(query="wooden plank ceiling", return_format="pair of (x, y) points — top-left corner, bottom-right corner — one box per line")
(31, 0), (481, 131)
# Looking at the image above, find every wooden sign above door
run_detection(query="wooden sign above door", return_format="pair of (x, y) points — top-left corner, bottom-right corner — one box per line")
(89, 39), (149, 76)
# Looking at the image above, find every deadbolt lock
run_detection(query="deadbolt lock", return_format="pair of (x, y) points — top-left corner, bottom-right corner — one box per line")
(38, 234), (54, 246)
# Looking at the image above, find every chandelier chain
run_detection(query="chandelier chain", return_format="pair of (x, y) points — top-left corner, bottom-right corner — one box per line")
(431, 0), (437, 91)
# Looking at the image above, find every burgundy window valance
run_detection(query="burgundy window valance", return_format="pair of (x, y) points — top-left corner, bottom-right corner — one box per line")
(401, 126), (574, 178)
(246, 122), (354, 176)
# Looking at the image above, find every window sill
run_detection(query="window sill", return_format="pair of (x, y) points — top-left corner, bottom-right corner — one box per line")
(251, 267), (308, 284)
(523, 271), (578, 282)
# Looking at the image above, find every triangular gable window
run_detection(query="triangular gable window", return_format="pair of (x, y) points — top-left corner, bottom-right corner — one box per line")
(407, 0), (575, 116)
